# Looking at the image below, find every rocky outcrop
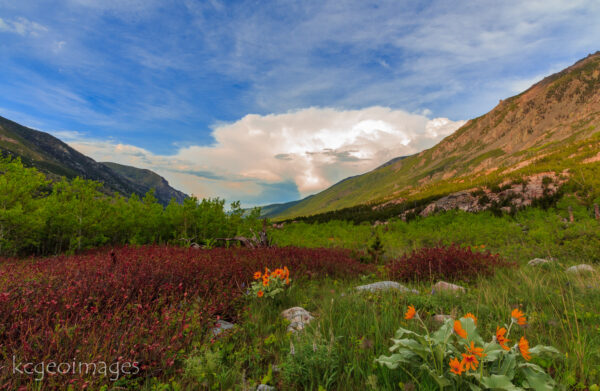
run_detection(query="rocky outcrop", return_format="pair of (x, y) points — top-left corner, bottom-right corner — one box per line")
(281, 307), (314, 333)
(431, 281), (465, 295)
(400, 172), (567, 219)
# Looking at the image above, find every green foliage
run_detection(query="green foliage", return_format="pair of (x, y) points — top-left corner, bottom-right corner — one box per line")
(0, 156), (262, 256)
(377, 314), (561, 390)
(281, 334), (341, 390)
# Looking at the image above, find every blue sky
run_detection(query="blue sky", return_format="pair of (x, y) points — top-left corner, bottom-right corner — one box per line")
(1, 0), (600, 206)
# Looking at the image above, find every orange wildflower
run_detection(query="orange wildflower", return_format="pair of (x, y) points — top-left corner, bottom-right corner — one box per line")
(461, 353), (479, 371)
(454, 320), (467, 339)
(519, 336), (531, 361)
(496, 327), (510, 351)
(253, 271), (262, 280)
(404, 305), (416, 320)
(466, 341), (486, 358)
(257, 290), (264, 298)
(449, 357), (464, 375)
(285, 277), (290, 285)
(262, 276), (270, 287)
(511, 308), (527, 325)
(464, 313), (477, 325)
(283, 266), (289, 278)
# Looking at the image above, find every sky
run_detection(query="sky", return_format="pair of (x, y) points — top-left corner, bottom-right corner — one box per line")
(1, 0), (600, 206)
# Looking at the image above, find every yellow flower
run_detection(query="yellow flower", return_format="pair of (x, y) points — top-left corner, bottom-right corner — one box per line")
(454, 320), (467, 339)
(404, 305), (416, 320)
(449, 357), (463, 375)
(464, 313), (477, 325)
(519, 336), (532, 361)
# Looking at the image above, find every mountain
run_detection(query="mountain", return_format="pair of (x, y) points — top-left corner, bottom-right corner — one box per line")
(0, 115), (187, 205)
(102, 162), (187, 205)
(276, 52), (600, 219)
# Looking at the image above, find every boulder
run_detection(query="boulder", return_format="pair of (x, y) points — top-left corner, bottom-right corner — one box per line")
(211, 319), (234, 336)
(528, 258), (552, 266)
(281, 307), (314, 333)
(256, 385), (276, 391)
(431, 281), (465, 295)
(355, 281), (419, 294)
(566, 264), (595, 274)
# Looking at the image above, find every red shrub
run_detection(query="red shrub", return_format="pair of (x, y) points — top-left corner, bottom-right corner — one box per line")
(386, 244), (512, 282)
(0, 245), (370, 389)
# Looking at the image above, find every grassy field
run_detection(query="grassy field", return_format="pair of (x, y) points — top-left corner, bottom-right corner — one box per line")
(1, 199), (599, 390)
(168, 199), (600, 390)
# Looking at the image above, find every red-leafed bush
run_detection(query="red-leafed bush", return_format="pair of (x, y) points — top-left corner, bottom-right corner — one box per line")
(386, 244), (512, 282)
(0, 246), (370, 389)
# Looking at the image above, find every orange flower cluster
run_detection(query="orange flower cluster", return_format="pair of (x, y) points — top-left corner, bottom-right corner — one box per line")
(253, 266), (290, 297)
(404, 305), (416, 320)
(511, 308), (527, 326)
(450, 341), (486, 375)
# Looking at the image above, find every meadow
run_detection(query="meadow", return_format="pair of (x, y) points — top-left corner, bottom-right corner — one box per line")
(2, 156), (600, 390)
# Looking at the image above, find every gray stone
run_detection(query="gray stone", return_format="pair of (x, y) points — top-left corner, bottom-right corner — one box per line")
(281, 307), (314, 333)
(256, 385), (276, 391)
(355, 281), (419, 294)
(528, 258), (552, 266)
(566, 264), (595, 274)
(211, 319), (234, 336)
(431, 281), (465, 295)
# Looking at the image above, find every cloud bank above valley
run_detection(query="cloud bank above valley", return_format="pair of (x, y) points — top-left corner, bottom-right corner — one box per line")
(67, 107), (465, 206)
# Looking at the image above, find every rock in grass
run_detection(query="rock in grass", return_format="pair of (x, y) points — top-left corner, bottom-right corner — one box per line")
(355, 281), (419, 294)
(256, 385), (276, 391)
(528, 258), (552, 266)
(431, 281), (465, 295)
(432, 314), (453, 323)
(281, 307), (314, 333)
(211, 319), (234, 336)
(566, 264), (595, 274)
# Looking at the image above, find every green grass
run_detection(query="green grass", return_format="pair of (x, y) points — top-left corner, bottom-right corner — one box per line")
(138, 200), (600, 390)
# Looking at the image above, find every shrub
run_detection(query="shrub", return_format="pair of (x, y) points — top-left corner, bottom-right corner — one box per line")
(0, 246), (370, 389)
(386, 244), (513, 282)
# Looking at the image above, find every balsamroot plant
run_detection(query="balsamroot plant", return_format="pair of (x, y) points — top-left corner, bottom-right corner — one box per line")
(251, 267), (291, 298)
(376, 307), (561, 390)
(386, 244), (513, 282)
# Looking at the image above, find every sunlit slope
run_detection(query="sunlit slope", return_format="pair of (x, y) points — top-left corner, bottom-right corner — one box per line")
(278, 52), (600, 219)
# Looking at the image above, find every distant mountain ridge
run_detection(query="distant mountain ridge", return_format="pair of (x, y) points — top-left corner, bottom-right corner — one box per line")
(0, 115), (187, 205)
(102, 162), (187, 205)
(274, 51), (600, 219)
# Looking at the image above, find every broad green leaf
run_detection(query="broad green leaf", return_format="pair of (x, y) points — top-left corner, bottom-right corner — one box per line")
(479, 374), (523, 390)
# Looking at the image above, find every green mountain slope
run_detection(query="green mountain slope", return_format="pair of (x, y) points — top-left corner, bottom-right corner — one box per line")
(102, 162), (187, 205)
(0, 115), (186, 205)
(278, 52), (600, 219)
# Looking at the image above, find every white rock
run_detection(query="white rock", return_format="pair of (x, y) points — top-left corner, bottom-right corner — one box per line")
(211, 319), (234, 336)
(281, 307), (314, 333)
(355, 281), (419, 294)
(431, 281), (465, 295)
(256, 385), (276, 391)
(566, 264), (595, 274)
(528, 258), (552, 266)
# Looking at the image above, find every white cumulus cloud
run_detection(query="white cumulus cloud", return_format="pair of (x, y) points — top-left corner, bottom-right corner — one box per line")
(68, 107), (465, 206)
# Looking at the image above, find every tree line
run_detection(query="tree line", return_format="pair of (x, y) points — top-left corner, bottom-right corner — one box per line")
(0, 156), (262, 256)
